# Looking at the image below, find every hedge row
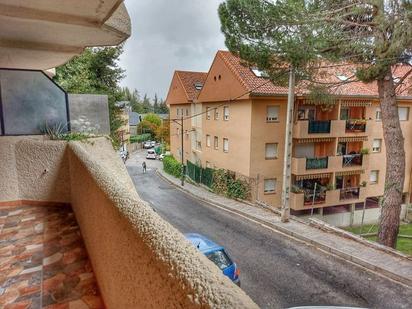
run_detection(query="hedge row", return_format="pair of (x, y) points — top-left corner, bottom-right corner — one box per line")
(130, 133), (151, 144)
(163, 156), (182, 178)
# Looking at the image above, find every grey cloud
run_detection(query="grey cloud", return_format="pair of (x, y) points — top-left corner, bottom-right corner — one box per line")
(119, 0), (226, 99)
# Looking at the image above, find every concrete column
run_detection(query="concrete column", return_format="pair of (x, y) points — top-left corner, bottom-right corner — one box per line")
(319, 207), (324, 217)
(349, 203), (356, 226)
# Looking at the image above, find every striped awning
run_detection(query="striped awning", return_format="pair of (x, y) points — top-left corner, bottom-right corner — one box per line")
(341, 100), (372, 107)
(301, 99), (337, 105)
(295, 173), (332, 181)
(338, 136), (368, 142)
(295, 137), (335, 144)
(336, 170), (364, 176)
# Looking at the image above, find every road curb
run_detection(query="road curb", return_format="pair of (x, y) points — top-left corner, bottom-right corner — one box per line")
(156, 170), (412, 287)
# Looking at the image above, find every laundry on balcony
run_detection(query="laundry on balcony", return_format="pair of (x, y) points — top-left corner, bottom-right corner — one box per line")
(342, 153), (363, 167)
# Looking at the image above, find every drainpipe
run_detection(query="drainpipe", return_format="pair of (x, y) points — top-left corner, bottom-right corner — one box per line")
(281, 67), (295, 223)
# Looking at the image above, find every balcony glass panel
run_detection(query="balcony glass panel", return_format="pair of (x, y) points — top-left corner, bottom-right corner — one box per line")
(306, 157), (328, 169)
(342, 154), (363, 167)
(345, 119), (366, 132)
(308, 120), (331, 134)
(0, 69), (69, 135)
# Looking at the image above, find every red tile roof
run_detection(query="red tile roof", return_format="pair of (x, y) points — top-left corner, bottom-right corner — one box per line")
(217, 50), (412, 98)
(176, 70), (208, 101)
(218, 50), (289, 95)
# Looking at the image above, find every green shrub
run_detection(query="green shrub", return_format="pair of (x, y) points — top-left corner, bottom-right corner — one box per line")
(163, 156), (182, 178)
(130, 133), (151, 144)
(212, 169), (250, 200)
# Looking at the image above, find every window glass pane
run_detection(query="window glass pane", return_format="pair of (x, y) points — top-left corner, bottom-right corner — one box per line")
(224, 106), (229, 120)
(398, 107), (409, 121)
(265, 143), (278, 158)
(370, 171), (378, 183)
(376, 108), (381, 120)
(214, 136), (218, 149)
(223, 138), (229, 152)
(1, 70), (68, 135)
(264, 179), (276, 192)
(206, 250), (232, 270)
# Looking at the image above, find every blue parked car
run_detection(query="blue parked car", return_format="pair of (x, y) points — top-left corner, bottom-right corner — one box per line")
(185, 233), (240, 286)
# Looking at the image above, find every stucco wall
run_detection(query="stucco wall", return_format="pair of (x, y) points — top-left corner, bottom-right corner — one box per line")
(0, 136), (71, 203)
(68, 138), (257, 309)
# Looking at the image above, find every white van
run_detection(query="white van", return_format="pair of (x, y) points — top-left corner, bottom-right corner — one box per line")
(146, 149), (156, 160)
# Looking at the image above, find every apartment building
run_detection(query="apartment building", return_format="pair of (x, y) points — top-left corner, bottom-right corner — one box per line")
(166, 70), (207, 165)
(166, 50), (412, 225)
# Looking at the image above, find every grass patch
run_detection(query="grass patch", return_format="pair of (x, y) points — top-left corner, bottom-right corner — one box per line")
(344, 223), (412, 255)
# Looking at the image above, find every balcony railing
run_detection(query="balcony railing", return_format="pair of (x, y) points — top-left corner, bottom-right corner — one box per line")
(346, 119), (366, 132)
(303, 190), (326, 205)
(342, 154), (363, 167)
(340, 187), (360, 200)
(308, 120), (331, 134)
(306, 157), (328, 170)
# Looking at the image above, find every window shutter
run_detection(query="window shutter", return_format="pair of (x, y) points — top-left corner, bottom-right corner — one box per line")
(264, 179), (276, 193)
(265, 143), (278, 158)
(267, 106), (279, 122)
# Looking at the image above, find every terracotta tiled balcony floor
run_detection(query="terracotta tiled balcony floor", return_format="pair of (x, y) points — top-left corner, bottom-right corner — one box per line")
(0, 205), (104, 309)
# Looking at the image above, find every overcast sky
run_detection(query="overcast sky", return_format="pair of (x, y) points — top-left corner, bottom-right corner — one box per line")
(119, 0), (226, 100)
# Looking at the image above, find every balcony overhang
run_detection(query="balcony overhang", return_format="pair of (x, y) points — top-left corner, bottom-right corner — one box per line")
(0, 0), (131, 70)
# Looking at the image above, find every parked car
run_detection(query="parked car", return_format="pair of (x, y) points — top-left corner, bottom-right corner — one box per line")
(143, 141), (152, 149)
(158, 153), (165, 161)
(150, 141), (156, 147)
(185, 233), (240, 286)
(146, 149), (156, 160)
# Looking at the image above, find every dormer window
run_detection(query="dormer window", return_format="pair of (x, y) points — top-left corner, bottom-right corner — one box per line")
(194, 82), (203, 90)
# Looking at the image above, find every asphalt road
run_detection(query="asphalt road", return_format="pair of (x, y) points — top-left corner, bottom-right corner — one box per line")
(127, 151), (412, 309)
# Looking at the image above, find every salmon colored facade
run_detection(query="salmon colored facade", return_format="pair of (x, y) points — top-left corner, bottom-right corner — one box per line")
(166, 50), (412, 217)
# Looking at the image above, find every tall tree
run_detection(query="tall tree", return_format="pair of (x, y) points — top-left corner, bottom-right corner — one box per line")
(158, 98), (170, 114)
(142, 94), (153, 113)
(153, 93), (160, 113)
(219, 0), (412, 248)
(54, 46), (126, 146)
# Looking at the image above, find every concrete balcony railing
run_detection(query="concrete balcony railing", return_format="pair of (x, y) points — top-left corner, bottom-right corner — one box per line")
(290, 188), (367, 210)
(293, 120), (371, 139)
(0, 136), (257, 309)
(292, 155), (366, 175)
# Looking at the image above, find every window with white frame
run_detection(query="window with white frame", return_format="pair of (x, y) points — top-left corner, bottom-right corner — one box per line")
(370, 170), (379, 184)
(214, 107), (219, 120)
(266, 106), (280, 122)
(206, 107), (211, 120)
(265, 143), (278, 159)
(398, 107), (409, 121)
(372, 139), (382, 153)
(223, 138), (229, 153)
(264, 179), (276, 194)
(375, 108), (381, 121)
(223, 106), (229, 120)
(206, 134), (211, 147)
(214, 136), (218, 149)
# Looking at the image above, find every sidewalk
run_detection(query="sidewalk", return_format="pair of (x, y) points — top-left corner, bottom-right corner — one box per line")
(157, 169), (412, 287)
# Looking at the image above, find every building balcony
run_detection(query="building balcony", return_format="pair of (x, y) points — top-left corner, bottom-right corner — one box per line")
(342, 154), (363, 167)
(290, 188), (366, 211)
(345, 119), (367, 133)
(306, 157), (329, 170)
(292, 155), (366, 175)
(293, 120), (338, 138)
(0, 137), (256, 308)
(308, 120), (331, 134)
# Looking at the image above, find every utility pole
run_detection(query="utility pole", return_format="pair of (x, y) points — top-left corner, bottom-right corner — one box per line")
(281, 67), (295, 223)
(180, 115), (185, 186)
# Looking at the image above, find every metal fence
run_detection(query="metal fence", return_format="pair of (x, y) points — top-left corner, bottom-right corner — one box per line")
(186, 161), (214, 188)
